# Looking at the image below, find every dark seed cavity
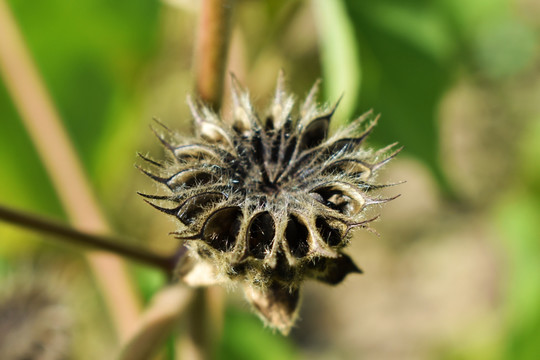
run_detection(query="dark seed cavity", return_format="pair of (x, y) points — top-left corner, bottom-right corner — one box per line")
(285, 215), (310, 258)
(327, 137), (363, 155)
(247, 212), (276, 259)
(264, 116), (275, 131)
(177, 192), (226, 225)
(298, 116), (329, 151)
(322, 159), (371, 179)
(202, 207), (242, 252)
(167, 169), (219, 190)
(310, 184), (365, 216)
(316, 217), (342, 246)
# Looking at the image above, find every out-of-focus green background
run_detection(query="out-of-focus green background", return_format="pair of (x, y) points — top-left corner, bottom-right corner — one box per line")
(1, 0), (540, 359)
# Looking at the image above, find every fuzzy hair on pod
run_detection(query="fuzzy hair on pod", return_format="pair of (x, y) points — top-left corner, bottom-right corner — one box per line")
(139, 72), (401, 334)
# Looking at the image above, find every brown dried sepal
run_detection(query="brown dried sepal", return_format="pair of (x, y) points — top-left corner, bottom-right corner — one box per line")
(244, 282), (300, 335)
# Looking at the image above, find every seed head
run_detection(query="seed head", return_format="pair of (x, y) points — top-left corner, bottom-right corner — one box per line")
(139, 73), (401, 334)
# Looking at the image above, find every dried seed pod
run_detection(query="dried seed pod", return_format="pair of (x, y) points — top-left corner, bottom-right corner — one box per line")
(140, 73), (401, 334)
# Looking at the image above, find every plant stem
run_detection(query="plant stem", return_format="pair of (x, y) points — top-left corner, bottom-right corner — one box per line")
(0, 204), (176, 273)
(186, 286), (225, 360)
(119, 285), (193, 360)
(194, 0), (235, 110)
(175, 0), (237, 358)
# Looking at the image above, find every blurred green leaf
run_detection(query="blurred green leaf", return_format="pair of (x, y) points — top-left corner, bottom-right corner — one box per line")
(0, 82), (63, 216)
(494, 115), (540, 359)
(131, 264), (167, 304)
(522, 116), (540, 194)
(0, 80), (64, 253)
(0, 0), (160, 214)
(440, 0), (509, 38)
(218, 307), (298, 360)
(495, 194), (540, 360)
(343, 0), (457, 187)
(474, 19), (538, 79)
(313, 0), (361, 129)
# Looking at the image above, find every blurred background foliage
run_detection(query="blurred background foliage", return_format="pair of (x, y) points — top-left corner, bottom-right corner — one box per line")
(1, 0), (540, 359)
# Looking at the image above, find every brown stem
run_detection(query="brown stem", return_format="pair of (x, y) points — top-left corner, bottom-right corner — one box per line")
(0, 0), (140, 341)
(122, 0), (236, 355)
(194, 0), (235, 110)
(0, 204), (177, 273)
(119, 285), (194, 360)
(176, 1), (237, 358)
(185, 286), (225, 360)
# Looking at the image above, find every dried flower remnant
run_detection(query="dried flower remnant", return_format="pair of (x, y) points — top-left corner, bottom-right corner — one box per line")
(139, 74), (401, 334)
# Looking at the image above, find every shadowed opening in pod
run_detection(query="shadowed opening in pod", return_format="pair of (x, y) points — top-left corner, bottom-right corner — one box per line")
(247, 212), (276, 259)
(322, 159), (371, 179)
(316, 217), (342, 246)
(167, 169), (219, 190)
(285, 215), (310, 258)
(298, 116), (329, 151)
(202, 207), (242, 252)
(326, 134), (367, 154)
(311, 185), (364, 216)
(177, 192), (226, 225)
